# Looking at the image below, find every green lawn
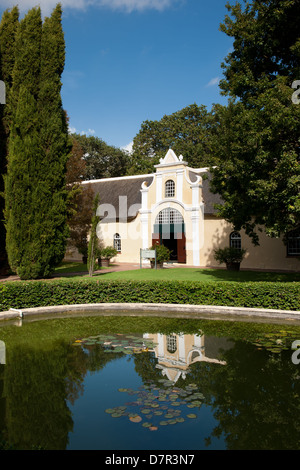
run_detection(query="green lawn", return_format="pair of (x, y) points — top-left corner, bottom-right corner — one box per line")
(54, 262), (300, 283)
(54, 262), (89, 273)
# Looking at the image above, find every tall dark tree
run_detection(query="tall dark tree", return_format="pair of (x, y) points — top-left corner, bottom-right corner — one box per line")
(36, 3), (71, 275)
(4, 6), (42, 279)
(0, 6), (19, 274)
(210, 0), (300, 245)
(4, 4), (70, 279)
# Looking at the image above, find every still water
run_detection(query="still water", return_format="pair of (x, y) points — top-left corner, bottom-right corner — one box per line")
(0, 314), (300, 450)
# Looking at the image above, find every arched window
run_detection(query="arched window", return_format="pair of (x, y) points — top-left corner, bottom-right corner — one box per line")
(287, 229), (300, 256)
(165, 180), (175, 198)
(230, 231), (241, 249)
(113, 233), (121, 252)
(167, 334), (177, 354)
(155, 208), (183, 225)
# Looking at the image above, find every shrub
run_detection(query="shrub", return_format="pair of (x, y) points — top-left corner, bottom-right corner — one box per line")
(214, 247), (246, 264)
(100, 246), (118, 260)
(149, 244), (171, 263)
(0, 278), (299, 312)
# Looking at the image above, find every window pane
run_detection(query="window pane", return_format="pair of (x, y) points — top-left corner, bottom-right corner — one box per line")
(155, 208), (183, 224)
(167, 334), (177, 353)
(230, 232), (241, 249)
(165, 180), (175, 197)
(113, 233), (121, 252)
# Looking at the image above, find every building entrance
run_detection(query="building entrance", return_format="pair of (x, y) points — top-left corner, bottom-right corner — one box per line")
(152, 208), (186, 263)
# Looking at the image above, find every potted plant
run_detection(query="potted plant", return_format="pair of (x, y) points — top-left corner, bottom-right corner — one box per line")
(149, 244), (171, 268)
(99, 246), (118, 267)
(214, 247), (246, 271)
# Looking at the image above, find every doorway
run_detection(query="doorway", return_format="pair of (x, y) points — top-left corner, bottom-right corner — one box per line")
(152, 208), (186, 263)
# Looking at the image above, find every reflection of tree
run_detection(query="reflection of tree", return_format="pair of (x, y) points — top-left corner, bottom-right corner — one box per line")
(1, 342), (123, 449)
(195, 341), (300, 450)
(134, 337), (300, 449)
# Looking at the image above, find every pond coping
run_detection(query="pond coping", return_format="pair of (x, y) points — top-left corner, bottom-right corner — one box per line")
(1, 303), (300, 323)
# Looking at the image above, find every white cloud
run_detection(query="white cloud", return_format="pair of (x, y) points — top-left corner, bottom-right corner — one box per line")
(206, 77), (220, 87)
(121, 141), (133, 154)
(0, 0), (180, 15)
(68, 125), (95, 136)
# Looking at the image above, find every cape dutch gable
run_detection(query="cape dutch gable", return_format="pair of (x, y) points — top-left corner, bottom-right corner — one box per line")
(69, 149), (299, 272)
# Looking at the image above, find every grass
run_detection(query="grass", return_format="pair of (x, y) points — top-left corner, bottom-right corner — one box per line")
(54, 262), (300, 283)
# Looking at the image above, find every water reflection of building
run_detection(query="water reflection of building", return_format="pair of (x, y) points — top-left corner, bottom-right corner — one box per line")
(143, 332), (229, 383)
(0, 341), (5, 365)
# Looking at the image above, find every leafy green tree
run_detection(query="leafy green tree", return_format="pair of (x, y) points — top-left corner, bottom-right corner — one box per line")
(0, 6), (19, 273)
(128, 104), (216, 175)
(72, 133), (129, 180)
(210, 0), (300, 244)
(4, 4), (69, 279)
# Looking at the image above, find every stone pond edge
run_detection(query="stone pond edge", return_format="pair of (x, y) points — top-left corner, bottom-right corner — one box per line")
(1, 303), (300, 322)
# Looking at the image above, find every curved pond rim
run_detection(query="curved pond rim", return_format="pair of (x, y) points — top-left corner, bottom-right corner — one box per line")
(1, 302), (300, 324)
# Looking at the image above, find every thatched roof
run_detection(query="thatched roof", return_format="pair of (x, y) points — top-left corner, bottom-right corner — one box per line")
(82, 170), (222, 221)
(189, 170), (223, 215)
(83, 175), (154, 221)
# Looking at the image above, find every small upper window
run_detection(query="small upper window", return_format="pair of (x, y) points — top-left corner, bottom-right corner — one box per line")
(230, 231), (241, 250)
(287, 229), (300, 256)
(165, 180), (175, 198)
(167, 334), (177, 354)
(113, 233), (121, 252)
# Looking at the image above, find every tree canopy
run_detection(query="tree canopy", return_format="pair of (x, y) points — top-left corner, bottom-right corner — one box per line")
(128, 104), (216, 174)
(210, 0), (300, 245)
(71, 133), (129, 180)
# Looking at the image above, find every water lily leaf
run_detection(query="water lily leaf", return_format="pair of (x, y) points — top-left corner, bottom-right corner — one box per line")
(142, 422), (152, 428)
(149, 426), (158, 431)
(187, 414), (197, 419)
(129, 415), (142, 423)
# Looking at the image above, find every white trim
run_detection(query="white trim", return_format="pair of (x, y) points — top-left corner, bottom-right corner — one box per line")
(156, 173), (163, 203)
(176, 169), (184, 202)
(81, 173), (155, 185)
(191, 211), (200, 266)
(178, 334), (186, 363)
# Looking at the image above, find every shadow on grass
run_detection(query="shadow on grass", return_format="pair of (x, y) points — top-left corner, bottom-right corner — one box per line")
(194, 269), (300, 283)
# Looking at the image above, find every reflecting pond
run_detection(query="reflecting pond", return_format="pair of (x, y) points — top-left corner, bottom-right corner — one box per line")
(1, 313), (300, 450)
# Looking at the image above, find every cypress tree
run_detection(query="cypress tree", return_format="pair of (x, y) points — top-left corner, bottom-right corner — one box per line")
(4, 6), (42, 279)
(35, 3), (70, 276)
(0, 7), (19, 274)
(5, 4), (69, 279)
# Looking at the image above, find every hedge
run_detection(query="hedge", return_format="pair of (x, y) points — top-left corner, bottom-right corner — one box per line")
(0, 279), (299, 311)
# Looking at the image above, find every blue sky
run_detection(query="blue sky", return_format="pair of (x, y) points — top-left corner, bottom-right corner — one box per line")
(0, 0), (234, 151)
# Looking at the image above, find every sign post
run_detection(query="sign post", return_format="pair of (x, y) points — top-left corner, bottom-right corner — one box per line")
(140, 248), (156, 269)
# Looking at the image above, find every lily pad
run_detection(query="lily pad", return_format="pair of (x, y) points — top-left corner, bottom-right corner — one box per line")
(187, 414), (197, 419)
